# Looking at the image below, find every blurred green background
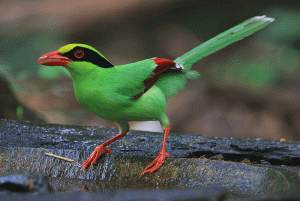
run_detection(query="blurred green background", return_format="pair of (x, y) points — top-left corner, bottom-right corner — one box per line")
(1, 0), (300, 140)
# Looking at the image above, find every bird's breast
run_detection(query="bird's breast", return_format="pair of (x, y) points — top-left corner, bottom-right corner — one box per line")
(72, 80), (132, 121)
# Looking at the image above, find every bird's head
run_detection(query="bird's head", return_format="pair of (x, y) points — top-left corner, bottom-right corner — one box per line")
(38, 44), (114, 69)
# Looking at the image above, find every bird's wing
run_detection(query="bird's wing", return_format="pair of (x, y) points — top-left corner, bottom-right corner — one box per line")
(114, 58), (177, 99)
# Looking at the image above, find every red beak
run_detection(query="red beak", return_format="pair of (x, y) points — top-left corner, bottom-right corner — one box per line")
(38, 51), (73, 66)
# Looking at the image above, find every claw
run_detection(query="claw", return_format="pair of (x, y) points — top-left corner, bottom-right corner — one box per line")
(141, 126), (171, 175)
(82, 144), (112, 173)
(82, 131), (128, 173)
(141, 152), (171, 175)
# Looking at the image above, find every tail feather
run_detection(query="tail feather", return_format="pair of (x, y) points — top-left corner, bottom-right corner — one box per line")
(156, 15), (274, 98)
(174, 15), (274, 70)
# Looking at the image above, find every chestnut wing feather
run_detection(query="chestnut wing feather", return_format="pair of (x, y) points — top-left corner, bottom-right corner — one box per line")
(132, 58), (184, 99)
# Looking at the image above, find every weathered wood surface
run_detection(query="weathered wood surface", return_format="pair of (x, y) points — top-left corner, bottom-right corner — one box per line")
(0, 119), (300, 200)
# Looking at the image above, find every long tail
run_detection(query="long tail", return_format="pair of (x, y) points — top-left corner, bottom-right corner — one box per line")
(174, 15), (274, 70)
(155, 15), (274, 98)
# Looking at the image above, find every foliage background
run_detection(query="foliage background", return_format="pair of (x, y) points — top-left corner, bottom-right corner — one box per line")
(1, 0), (300, 140)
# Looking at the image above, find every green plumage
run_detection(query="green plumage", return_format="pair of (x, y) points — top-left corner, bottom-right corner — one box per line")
(67, 59), (168, 126)
(38, 15), (274, 174)
(174, 16), (274, 69)
(155, 70), (200, 98)
(39, 15), (273, 131)
(158, 16), (274, 98)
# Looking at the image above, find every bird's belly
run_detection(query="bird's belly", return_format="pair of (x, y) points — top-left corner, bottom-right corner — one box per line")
(118, 86), (167, 122)
(74, 85), (166, 122)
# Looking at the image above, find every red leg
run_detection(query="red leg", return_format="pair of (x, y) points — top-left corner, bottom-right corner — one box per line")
(141, 126), (171, 175)
(83, 130), (128, 173)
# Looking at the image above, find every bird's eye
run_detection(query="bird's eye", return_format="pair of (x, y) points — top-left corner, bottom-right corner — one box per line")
(74, 49), (84, 58)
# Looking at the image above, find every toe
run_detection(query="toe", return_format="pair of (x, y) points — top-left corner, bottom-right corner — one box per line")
(165, 153), (171, 158)
(104, 149), (112, 154)
(82, 145), (113, 173)
(141, 153), (171, 175)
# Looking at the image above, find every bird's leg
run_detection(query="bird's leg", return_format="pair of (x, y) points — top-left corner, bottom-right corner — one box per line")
(141, 125), (171, 175)
(83, 129), (129, 173)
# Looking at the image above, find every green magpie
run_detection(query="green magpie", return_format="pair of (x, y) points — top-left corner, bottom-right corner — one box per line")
(38, 16), (274, 175)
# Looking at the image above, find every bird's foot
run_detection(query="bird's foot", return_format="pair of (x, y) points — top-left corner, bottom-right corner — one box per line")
(83, 144), (112, 173)
(141, 151), (171, 175)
